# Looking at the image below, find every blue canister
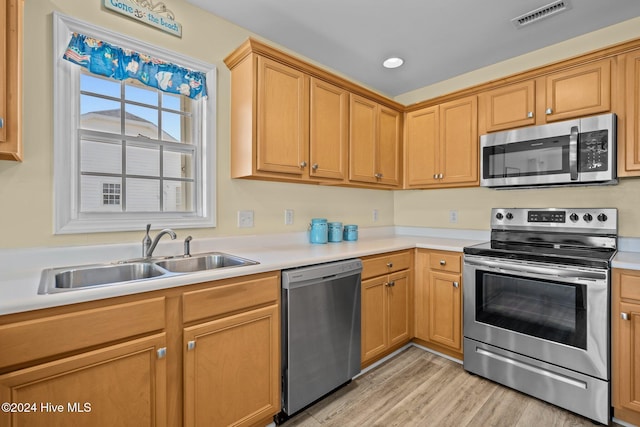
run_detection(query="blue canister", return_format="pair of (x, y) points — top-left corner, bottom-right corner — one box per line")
(309, 218), (328, 244)
(343, 224), (358, 241)
(328, 222), (343, 242)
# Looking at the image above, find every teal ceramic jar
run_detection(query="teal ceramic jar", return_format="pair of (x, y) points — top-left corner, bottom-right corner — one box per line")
(343, 224), (358, 241)
(328, 222), (343, 242)
(309, 218), (328, 244)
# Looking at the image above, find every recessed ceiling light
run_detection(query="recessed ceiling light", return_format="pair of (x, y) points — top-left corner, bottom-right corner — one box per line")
(383, 57), (404, 69)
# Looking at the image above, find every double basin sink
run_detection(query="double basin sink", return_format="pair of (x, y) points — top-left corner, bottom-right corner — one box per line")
(38, 252), (259, 294)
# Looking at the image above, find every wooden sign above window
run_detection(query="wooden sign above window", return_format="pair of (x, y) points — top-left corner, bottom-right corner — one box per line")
(103, 0), (182, 37)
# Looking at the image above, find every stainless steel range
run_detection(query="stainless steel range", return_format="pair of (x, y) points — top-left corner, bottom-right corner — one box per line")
(463, 207), (617, 424)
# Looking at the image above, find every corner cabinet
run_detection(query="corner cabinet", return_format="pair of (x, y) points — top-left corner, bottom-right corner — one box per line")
(349, 95), (402, 188)
(613, 268), (640, 426)
(360, 250), (413, 367)
(404, 95), (478, 189)
(0, 0), (23, 161)
(414, 249), (463, 360)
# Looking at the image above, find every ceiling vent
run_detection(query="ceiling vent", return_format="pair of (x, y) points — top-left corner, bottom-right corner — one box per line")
(511, 0), (571, 28)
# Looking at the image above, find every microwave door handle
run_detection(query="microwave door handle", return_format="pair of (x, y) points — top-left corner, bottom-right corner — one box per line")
(569, 125), (579, 180)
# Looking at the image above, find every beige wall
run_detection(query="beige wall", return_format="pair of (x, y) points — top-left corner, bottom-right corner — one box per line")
(393, 16), (640, 238)
(2, 3), (640, 250)
(0, 0), (394, 249)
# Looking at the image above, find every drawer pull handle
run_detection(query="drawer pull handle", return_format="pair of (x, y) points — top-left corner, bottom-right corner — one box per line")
(453, 281), (459, 288)
(440, 260), (446, 266)
(157, 347), (167, 359)
(621, 312), (630, 321)
(387, 262), (393, 268)
(187, 340), (196, 350)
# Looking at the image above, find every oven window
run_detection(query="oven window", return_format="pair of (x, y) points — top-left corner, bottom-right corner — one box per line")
(475, 271), (586, 349)
(483, 136), (569, 179)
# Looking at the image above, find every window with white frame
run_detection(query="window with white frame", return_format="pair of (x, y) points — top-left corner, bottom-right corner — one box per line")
(53, 13), (216, 234)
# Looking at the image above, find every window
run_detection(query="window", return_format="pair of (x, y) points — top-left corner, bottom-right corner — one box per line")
(53, 13), (216, 234)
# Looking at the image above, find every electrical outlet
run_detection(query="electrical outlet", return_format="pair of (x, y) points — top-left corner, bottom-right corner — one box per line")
(237, 210), (254, 228)
(284, 209), (294, 225)
(449, 210), (458, 224)
(373, 209), (379, 222)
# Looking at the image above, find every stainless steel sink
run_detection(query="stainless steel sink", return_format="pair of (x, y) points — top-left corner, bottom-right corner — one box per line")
(154, 252), (258, 273)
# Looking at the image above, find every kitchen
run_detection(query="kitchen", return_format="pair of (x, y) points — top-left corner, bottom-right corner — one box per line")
(3, 0), (640, 426)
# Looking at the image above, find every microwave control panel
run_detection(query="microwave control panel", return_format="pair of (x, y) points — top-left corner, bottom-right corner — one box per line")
(579, 130), (609, 172)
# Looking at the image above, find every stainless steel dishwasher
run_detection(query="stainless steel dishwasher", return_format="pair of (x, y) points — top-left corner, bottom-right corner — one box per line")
(279, 258), (362, 421)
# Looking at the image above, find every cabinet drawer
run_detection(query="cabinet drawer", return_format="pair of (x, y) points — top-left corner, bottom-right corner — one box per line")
(0, 297), (166, 369)
(620, 271), (640, 301)
(429, 251), (461, 273)
(362, 251), (411, 280)
(182, 273), (280, 323)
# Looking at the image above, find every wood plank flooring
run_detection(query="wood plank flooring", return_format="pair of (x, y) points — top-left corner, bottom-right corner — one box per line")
(282, 346), (618, 427)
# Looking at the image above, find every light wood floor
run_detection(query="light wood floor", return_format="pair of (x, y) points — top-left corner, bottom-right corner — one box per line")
(282, 346), (618, 427)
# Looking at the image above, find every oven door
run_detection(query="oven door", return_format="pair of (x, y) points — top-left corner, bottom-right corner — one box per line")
(463, 254), (609, 380)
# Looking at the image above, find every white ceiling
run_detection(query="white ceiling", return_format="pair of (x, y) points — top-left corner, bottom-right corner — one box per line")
(187, 0), (640, 97)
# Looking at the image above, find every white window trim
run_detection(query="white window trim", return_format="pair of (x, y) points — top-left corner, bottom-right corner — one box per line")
(52, 12), (217, 234)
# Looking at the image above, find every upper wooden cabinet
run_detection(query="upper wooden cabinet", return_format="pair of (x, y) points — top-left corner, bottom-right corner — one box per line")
(404, 95), (478, 189)
(621, 50), (640, 176)
(0, 0), (23, 161)
(479, 59), (613, 133)
(349, 94), (402, 187)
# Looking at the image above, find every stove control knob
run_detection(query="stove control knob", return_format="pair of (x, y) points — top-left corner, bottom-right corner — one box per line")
(505, 212), (514, 220)
(583, 213), (593, 222)
(495, 213), (504, 220)
(597, 213), (608, 222)
(569, 213), (579, 222)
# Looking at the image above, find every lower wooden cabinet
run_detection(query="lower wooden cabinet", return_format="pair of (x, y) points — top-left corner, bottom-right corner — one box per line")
(613, 268), (640, 425)
(361, 250), (412, 366)
(414, 249), (463, 360)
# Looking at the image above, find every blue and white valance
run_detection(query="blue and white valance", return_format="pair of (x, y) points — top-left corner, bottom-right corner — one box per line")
(63, 32), (207, 100)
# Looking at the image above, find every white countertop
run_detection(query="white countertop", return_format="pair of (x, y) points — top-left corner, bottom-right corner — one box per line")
(0, 227), (483, 316)
(2, 225), (639, 317)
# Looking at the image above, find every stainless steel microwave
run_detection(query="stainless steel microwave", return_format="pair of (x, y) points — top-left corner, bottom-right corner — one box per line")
(480, 113), (616, 188)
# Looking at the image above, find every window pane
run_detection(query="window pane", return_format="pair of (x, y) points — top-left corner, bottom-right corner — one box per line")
(162, 92), (182, 111)
(162, 111), (191, 142)
(80, 175), (122, 213)
(125, 81), (158, 106)
(80, 95), (121, 132)
(80, 72), (120, 98)
(125, 104), (159, 139)
(126, 143), (160, 176)
(164, 181), (194, 212)
(81, 139), (122, 174)
(126, 178), (160, 212)
(164, 150), (194, 179)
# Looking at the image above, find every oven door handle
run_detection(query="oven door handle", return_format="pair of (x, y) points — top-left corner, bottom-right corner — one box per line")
(464, 256), (607, 282)
(569, 125), (579, 180)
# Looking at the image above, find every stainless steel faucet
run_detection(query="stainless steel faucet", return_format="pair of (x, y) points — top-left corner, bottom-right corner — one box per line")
(142, 224), (177, 257)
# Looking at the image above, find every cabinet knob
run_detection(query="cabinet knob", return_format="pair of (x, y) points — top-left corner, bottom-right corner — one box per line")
(374, 173), (383, 179)
(187, 340), (196, 351)
(438, 173), (443, 179)
(157, 347), (167, 359)
(527, 111), (534, 118)
(621, 312), (630, 321)
(300, 161), (307, 168)
(312, 163), (319, 170)
(545, 108), (553, 115)
(388, 281), (395, 287)
(453, 281), (459, 288)
(433, 174), (438, 179)
(387, 262), (393, 268)
(440, 260), (446, 265)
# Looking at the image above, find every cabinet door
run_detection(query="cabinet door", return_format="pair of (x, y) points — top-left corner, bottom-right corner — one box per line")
(428, 271), (462, 351)
(439, 96), (478, 186)
(543, 58), (611, 122)
(377, 106), (402, 186)
(349, 94), (378, 184)
(480, 80), (536, 132)
(0, 0), (22, 161)
(0, 0), (6, 144)
(617, 301), (640, 413)
(361, 276), (388, 363)
(404, 106), (439, 188)
(387, 272), (410, 347)
(0, 334), (167, 427)
(623, 50), (640, 175)
(257, 56), (308, 176)
(183, 305), (279, 427)
(310, 78), (348, 181)
(413, 250), (430, 341)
